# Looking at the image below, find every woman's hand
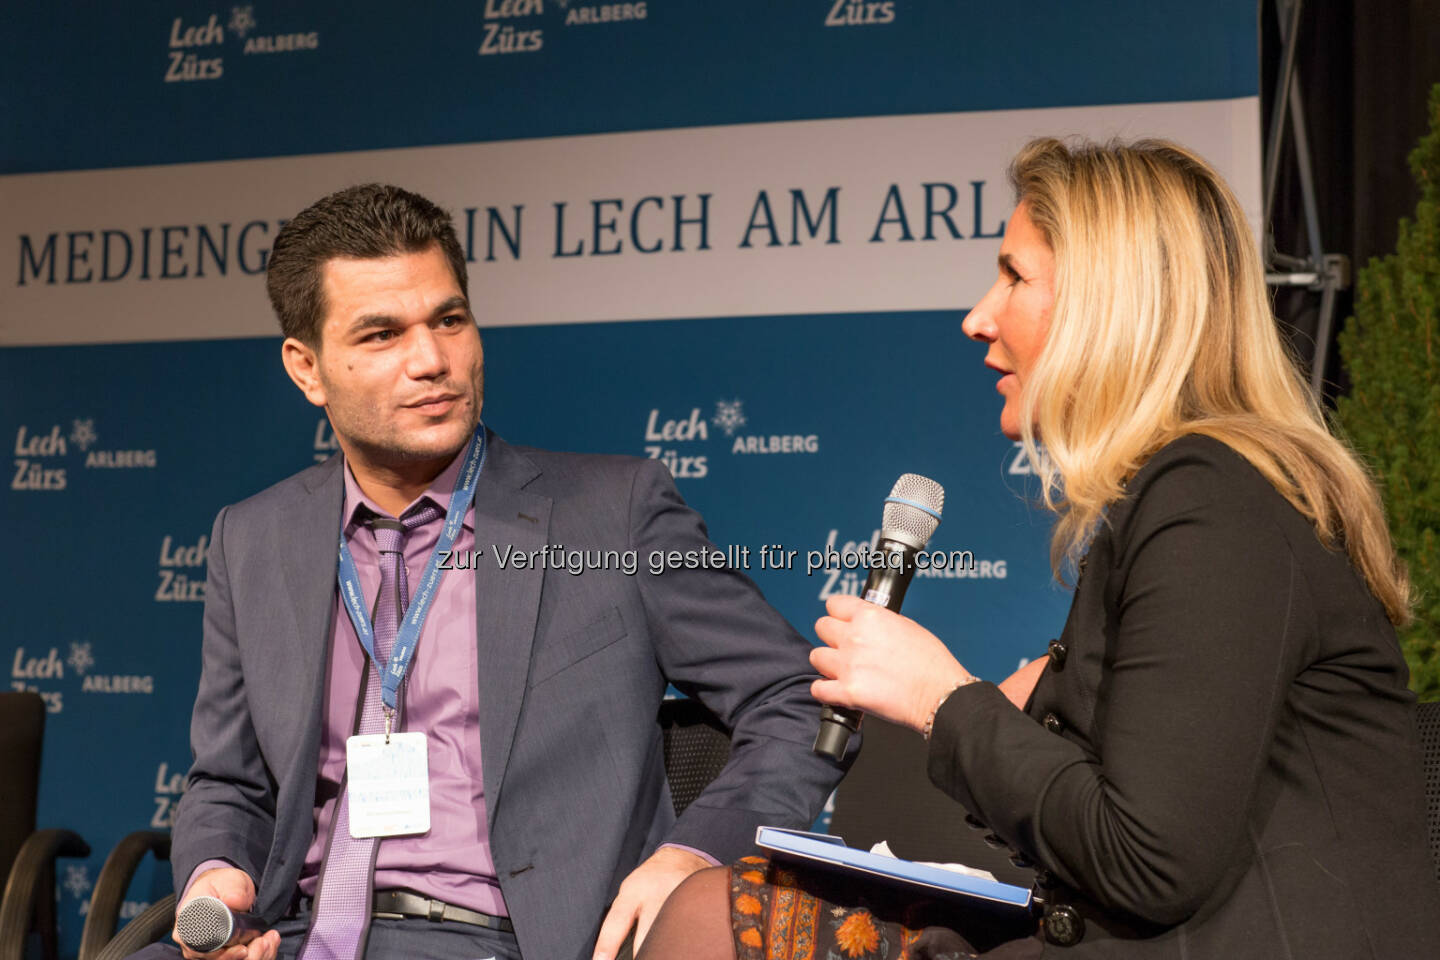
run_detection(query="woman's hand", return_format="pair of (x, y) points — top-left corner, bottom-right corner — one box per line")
(810, 594), (977, 733)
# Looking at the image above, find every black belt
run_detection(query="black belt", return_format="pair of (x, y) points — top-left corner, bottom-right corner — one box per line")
(314, 889), (514, 933)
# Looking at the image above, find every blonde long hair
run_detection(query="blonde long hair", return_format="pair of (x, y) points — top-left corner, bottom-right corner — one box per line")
(1011, 137), (1410, 624)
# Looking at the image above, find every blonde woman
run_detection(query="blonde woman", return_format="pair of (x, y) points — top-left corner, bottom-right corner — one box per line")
(635, 138), (1440, 959)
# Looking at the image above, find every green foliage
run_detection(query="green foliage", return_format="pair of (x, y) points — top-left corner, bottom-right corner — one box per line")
(1336, 83), (1440, 700)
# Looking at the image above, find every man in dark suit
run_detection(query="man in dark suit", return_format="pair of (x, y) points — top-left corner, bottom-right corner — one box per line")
(152, 184), (846, 960)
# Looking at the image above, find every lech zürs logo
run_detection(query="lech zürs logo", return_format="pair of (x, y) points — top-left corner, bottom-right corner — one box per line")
(69, 418), (97, 451)
(67, 642), (94, 675)
(710, 399), (746, 437)
(64, 866), (91, 899)
(229, 6), (256, 38)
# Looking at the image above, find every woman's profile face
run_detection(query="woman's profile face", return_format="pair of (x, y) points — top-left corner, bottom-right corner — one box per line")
(961, 201), (1056, 440)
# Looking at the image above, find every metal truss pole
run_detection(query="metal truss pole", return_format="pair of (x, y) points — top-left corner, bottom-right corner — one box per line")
(1262, 0), (1351, 397)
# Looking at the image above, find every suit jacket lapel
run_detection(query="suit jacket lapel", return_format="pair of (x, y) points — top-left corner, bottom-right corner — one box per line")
(470, 434), (549, 820)
(276, 456), (343, 767)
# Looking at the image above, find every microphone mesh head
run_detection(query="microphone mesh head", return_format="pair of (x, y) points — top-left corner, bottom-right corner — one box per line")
(176, 896), (232, 953)
(881, 474), (944, 549)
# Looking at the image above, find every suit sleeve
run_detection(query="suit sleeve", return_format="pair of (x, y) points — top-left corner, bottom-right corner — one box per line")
(171, 505), (275, 892)
(627, 460), (852, 862)
(927, 456), (1307, 926)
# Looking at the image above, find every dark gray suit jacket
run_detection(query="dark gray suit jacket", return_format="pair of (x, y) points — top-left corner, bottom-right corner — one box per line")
(929, 435), (1440, 957)
(173, 431), (846, 960)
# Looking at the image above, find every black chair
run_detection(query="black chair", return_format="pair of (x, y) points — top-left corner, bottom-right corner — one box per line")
(828, 716), (1038, 951)
(1417, 699), (1440, 882)
(829, 715), (1034, 887)
(0, 691), (90, 960)
(659, 695), (732, 817)
(88, 696), (735, 960)
(79, 832), (171, 960)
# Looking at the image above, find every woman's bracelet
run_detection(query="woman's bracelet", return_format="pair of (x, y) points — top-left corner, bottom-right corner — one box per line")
(922, 675), (981, 740)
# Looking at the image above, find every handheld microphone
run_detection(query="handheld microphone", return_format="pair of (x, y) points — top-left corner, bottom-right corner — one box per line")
(813, 473), (945, 760)
(175, 895), (266, 953)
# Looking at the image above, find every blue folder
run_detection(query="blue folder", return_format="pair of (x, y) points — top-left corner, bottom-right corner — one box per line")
(755, 827), (1033, 910)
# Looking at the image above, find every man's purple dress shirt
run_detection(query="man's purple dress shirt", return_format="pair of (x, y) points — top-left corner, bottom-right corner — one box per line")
(295, 452), (508, 916)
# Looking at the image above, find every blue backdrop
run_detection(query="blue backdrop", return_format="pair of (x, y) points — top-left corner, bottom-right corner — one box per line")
(1, 3), (1259, 956)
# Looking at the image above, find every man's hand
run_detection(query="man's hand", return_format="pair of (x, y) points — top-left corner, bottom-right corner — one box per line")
(593, 846), (712, 960)
(173, 867), (280, 960)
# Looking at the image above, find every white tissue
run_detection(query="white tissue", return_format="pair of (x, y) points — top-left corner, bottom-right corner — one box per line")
(867, 841), (998, 882)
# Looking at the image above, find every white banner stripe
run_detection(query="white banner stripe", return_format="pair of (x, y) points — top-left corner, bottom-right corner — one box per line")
(1, 97), (1259, 347)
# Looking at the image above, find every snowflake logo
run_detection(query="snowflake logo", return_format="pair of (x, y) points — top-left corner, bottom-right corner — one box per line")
(64, 865), (91, 899)
(69, 418), (97, 451)
(229, 5), (256, 38)
(67, 642), (94, 676)
(710, 399), (747, 437)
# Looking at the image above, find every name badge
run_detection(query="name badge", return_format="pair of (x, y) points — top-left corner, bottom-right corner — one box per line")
(345, 732), (430, 838)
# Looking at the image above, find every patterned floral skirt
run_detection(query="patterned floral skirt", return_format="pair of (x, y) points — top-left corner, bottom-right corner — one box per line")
(729, 856), (1042, 960)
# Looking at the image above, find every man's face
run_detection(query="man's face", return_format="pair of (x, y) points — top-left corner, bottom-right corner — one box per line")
(296, 244), (483, 469)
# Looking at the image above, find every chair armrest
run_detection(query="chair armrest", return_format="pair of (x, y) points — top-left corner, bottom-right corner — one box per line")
(0, 828), (90, 960)
(78, 832), (172, 960)
(87, 895), (176, 960)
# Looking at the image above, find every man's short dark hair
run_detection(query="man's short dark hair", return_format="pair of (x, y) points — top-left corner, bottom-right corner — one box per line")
(266, 184), (469, 347)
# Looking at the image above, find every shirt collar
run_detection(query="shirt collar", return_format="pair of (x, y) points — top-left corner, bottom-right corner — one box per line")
(341, 446), (475, 535)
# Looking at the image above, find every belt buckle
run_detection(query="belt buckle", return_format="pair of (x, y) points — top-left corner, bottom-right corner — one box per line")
(372, 891), (405, 921)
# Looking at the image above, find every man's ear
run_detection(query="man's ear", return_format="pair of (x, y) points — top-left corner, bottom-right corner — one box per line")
(281, 337), (328, 408)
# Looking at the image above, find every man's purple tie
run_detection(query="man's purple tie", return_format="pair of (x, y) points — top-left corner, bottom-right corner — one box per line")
(299, 501), (442, 960)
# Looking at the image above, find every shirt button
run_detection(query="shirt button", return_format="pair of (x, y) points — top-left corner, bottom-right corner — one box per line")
(1044, 904), (1085, 946)
(1047, 638), (1068, 668)
(982, 833), (1007, 850)
(1043, 712), (1064, 735)
(1034, 869), (1058, 889)
(1009, 852), (1035, 869)
(964, 813), (987, 831)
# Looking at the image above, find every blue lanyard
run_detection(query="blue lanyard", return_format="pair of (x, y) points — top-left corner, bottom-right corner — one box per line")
(336, 424), (487, 715)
